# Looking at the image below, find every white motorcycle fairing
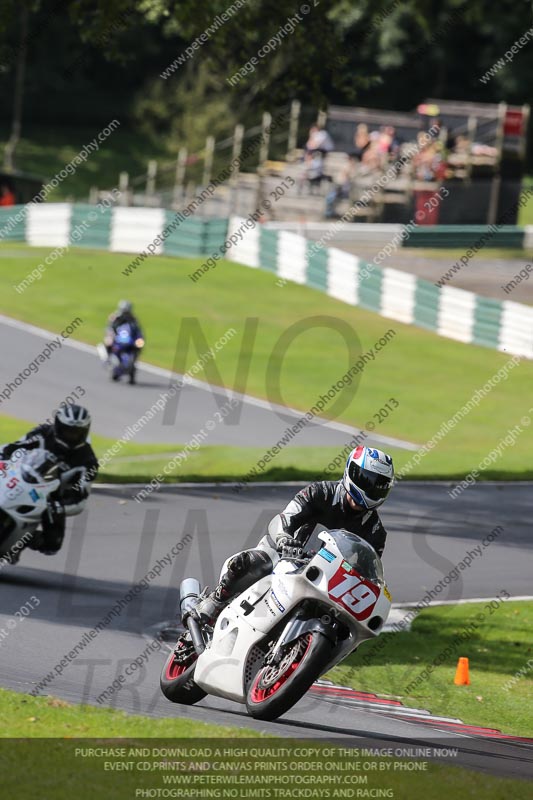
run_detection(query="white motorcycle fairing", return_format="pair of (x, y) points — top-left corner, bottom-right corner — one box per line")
(193, 530), (391, 704)
(0, 451), (61, 560)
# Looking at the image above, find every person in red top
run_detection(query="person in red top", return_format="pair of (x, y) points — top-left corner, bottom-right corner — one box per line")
(0, 184), (15, 206)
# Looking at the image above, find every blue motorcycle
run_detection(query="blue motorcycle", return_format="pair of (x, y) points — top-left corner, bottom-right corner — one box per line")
(109, 322), (144, 385)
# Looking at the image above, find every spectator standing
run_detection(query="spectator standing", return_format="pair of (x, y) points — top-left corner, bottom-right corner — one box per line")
(305, 124), (334, 156)
(0, 183), (15, 206)
(325, 155), (357, 218)
(351, 123), (371, 161)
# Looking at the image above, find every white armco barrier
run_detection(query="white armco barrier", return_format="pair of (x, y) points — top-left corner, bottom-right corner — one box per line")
(437, 286), (477, 344)
(26, 203), (72, 247)
(381, 268), (416, 325)
(327, 248), (359, 306)
(226, 216), (260, 267)
(277, 231), (307, 284)
(226, 215), (533, 359)
(110, 207), (166, 254)
(499, 300), (533, 359)
(5, 204), (532, 360)
(523, 225), (533, 250)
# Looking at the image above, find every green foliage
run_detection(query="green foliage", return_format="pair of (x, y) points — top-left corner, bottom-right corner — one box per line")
(2, 1), (533, 160)
(134, 60), (238, 151)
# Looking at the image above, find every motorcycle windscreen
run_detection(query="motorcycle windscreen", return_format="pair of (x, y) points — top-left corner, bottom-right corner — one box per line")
(20, 450), (63, 484)
(326, 529), (384, 586)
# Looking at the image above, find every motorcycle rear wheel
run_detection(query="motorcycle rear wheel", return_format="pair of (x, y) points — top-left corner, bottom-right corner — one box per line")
(160, 645), (206, 705)
(245, 631), (332, 721)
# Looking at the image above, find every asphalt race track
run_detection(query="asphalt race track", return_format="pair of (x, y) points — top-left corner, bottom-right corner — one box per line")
(0, 315), (415, 450)
(0, 313), (531, 780)
(0, 484), (531, 779)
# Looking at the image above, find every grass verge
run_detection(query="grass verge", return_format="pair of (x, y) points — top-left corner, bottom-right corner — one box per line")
(328, 600), (533, 738)
(0, 245), (532, 479)
(0, 686), (258, 738)
(2, 414), (532, 483)
(0, 688), (530, 799)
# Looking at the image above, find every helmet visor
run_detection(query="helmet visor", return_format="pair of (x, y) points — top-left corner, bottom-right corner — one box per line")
(348, 461), (391, 502)
(55, 420), (88, 447)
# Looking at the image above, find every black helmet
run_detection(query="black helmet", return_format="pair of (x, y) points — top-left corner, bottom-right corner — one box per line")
(54, 405), (91, 449)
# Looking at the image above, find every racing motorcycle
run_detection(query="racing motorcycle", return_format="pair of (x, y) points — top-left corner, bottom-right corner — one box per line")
(160, 529), (392, 721)
(0, 449), (83, 564)
(108, 323), (144, 385)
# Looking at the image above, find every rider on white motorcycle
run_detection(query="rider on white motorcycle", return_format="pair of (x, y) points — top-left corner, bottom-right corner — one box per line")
(190, 446), (394, 626)
(0, 405), (98, 557)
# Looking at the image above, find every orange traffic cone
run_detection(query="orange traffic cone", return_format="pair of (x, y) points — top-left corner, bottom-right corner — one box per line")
(454, 657), (470, 685)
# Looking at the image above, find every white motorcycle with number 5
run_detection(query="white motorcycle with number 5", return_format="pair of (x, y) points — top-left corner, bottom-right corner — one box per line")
(160, 529), (392, 721)
(0, 449), (83, 564)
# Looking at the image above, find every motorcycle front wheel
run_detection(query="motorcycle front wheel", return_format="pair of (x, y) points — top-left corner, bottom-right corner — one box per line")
(160, 643), (206, 705)
(245, 631), (332, 721)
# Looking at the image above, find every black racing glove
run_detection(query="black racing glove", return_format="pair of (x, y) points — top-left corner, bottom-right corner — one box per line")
(276, 535), (304, 560)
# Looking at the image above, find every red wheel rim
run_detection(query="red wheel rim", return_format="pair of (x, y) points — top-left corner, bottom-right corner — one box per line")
(249, 635), (312, 704)
(165, 653), (193, 680)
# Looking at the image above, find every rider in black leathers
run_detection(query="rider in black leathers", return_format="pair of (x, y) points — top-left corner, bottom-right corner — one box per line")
(104, 300), (143, 356)
(0, 405), (98, 555)
(271, 480), (388, 556)
(190, 446), (394, 625)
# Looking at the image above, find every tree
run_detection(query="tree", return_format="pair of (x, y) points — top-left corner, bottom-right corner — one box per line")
(3, 0), (30, 170)
(2, 0), (533, 168)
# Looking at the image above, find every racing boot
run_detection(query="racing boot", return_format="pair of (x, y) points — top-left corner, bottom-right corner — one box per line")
(189, 551), (253, 626)
(190, 582), (233, 627)
(27, 532), (45, 551)
(190, 550), (274, 627)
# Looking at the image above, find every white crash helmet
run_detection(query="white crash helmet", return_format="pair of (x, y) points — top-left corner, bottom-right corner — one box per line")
(343, 445), (394, 510)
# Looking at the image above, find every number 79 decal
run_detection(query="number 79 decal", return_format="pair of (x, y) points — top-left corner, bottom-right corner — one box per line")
(328, 568), (379, 621)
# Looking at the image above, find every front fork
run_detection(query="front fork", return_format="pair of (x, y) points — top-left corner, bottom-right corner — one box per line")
(266, 609), (342, 666)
